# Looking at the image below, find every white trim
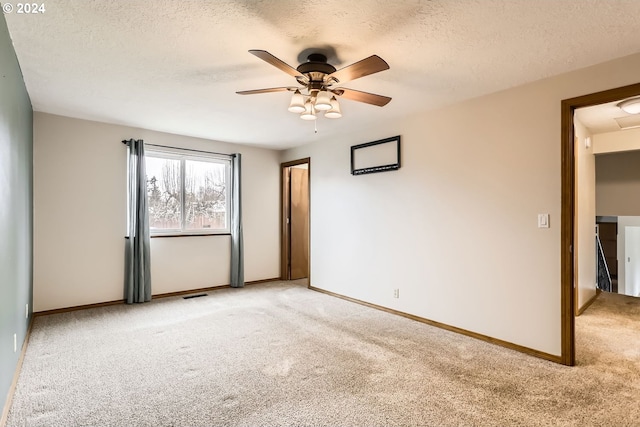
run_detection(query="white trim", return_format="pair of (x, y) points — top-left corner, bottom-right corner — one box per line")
(145, 146), (232, 236)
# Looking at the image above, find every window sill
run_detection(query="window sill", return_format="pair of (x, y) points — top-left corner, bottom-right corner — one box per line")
(125, 233), (231, 239)
(151, 233), (231, 238)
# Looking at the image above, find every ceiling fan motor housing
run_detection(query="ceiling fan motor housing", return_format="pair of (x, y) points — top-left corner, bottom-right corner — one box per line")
(296, 53), (337, 88)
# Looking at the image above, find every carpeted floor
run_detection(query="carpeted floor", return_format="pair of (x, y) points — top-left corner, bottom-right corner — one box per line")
(6, 282), (640, 426)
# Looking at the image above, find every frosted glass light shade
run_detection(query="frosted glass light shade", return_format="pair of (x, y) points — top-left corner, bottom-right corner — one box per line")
(315, 90), (332, 111)
(300, 101), (317, 120)
(619, 98), (640, 114)
(288, 90), (306, 113)
(324, 97), (342, 119)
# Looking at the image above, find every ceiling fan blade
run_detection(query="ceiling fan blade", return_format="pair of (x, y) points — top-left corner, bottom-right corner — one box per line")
(249, 50), (307, 83)
(332, 88), (391, 107)
(327, 55), (389, 84)
(236, 87), (293, 95)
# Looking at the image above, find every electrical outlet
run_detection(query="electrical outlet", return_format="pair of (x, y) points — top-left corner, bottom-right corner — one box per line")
(13, 333), (17, 353)
(393, 289), (399, 298)
(26, 303), (29, 319)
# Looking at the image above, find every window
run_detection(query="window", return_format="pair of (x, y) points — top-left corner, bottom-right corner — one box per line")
(144, 147), (231, 235)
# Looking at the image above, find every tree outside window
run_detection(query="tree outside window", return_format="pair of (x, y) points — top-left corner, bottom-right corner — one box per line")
(145, 150), (230, 235)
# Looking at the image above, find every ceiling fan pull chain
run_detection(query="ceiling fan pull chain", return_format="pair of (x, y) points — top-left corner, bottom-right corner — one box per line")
(314, 120), (318, 134)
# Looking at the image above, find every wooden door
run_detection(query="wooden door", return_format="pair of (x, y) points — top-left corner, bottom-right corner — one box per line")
(289, 167), (309, 279)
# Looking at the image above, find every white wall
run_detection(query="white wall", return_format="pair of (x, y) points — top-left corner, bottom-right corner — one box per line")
(617, 216), (640, 296)
(282, 52), (640, 357)
(574, 116), (597, 311)
(33, 113), (280, 311)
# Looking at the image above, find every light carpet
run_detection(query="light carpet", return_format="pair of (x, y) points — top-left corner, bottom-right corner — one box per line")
(6, 282), (640, 426)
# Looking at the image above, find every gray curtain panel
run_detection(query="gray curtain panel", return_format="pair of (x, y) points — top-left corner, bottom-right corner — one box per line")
(230, 153), (244, 288)
(125, 139), (152, 303)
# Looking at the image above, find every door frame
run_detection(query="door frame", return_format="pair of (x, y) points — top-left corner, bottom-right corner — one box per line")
(561, 82), (640, 366)
(280, 157), (311, 283)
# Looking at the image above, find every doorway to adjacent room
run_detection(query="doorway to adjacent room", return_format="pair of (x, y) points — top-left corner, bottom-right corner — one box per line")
(561, 82), (640, 366)
(280, 158), (310, 282)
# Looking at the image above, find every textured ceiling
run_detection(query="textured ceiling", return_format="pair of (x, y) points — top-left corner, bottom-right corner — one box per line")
(5, 0), (640, 149)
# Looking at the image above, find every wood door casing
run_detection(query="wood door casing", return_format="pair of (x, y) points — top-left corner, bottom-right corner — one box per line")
(562, 83), (640, 366)
(290, 167), (309, 280)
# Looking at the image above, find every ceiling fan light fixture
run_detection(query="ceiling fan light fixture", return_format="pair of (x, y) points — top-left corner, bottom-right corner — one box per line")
(300, 101), (317, 120)
(314, 90), (332, 111)
(239, 50), (391, 125)
(324, 97), (342, 119)
(618, 97), (640, 114)
(287, 90), (306, 113)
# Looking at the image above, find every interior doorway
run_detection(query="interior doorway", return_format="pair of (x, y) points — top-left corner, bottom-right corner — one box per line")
(280, 158), (310, 283)
(561, 82), (640, 366)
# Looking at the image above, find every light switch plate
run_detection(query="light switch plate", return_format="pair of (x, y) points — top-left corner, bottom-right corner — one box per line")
(538, 213), (549, 228)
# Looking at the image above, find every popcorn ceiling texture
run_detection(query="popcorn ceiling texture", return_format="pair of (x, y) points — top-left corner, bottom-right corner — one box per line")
(5, 0), (640, 148)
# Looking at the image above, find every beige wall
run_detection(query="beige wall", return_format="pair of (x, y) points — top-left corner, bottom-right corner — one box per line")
(574, 117), (597, 311)
(593, 127), (640, 154)
(33, 113), (280, 311)
(282, 52), (640, 357)
(595, 150), (640, 216)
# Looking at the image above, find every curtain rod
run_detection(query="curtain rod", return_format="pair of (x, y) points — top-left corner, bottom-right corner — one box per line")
(121, 140), (233, 157)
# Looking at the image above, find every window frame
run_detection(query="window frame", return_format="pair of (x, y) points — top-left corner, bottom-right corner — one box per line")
(144, 146), (232, 237)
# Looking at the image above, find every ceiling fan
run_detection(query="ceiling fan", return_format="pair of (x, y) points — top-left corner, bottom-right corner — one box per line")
(236, 49), (391, 120)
